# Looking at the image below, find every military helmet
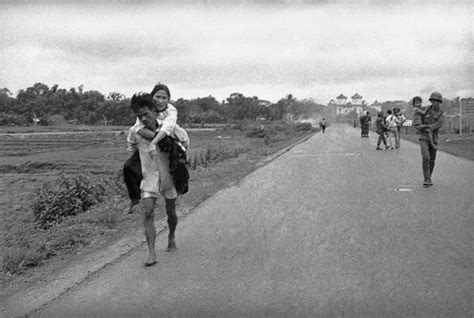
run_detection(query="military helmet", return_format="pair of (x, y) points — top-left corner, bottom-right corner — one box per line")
(429, 92), (443, 102)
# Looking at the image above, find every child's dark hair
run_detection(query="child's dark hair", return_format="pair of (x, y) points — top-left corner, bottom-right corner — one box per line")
(131, 93), (153, 112)
(150, 83), (171, 99)
(412, 96), (422, 105)
(387, 109), (392, 115)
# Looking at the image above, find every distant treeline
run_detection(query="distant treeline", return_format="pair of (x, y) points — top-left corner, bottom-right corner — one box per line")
(0, 83), (330, 126)
(0, 83), (463, 126)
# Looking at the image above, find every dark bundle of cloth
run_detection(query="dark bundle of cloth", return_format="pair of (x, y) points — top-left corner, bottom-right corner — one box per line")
(158, 136), (189, 195)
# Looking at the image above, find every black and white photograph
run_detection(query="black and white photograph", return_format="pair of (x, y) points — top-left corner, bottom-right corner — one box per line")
(1, 0), (473, 317)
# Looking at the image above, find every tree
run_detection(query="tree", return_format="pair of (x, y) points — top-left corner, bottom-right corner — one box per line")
(0, 88), (13, 113)
(107, 92), (125, 102)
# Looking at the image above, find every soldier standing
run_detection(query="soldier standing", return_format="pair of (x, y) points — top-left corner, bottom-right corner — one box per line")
(414, 92), (445, 187)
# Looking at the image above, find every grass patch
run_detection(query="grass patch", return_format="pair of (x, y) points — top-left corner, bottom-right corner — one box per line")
(1, 195), (124, 275)
(0, 162), (63, 173)
(400, 131), (474, 161)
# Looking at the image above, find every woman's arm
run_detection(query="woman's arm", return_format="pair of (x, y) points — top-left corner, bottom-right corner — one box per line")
(136, 127), (155, 140)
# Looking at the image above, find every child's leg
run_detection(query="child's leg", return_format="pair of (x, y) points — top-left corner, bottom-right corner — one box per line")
(123, 150), (142, 213)
(428, 130), (437, 149)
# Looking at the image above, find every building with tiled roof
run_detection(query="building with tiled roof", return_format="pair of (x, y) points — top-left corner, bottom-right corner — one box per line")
(334, 93), (364, 115)
(351, 93), (363, 105)
(337, 94), (347, 99)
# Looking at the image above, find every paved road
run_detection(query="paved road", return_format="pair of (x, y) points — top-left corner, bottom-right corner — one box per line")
(31, 124), (473, 317)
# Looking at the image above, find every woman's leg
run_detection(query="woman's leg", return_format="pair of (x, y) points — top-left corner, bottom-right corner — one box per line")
(123, 150), (142, 213)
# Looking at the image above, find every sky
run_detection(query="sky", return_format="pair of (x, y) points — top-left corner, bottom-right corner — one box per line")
(0, 0), (472, 104)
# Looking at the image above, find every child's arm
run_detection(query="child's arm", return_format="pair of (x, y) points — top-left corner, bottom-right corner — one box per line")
(415, 107), (428, 115)
(413, 108), (430, 131)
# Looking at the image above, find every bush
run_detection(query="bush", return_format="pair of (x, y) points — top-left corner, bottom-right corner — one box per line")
(246, 126), (277, 139)
(232, 122), (246, 131)
(295, 122), (313, 131)
(246, 127), (267, 138)
(187, 144), (249, 170)
(1, 246), (47, 274)
(32, 174), (108, 229)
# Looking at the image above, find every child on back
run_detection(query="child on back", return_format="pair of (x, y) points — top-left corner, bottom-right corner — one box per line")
(412, 96), (436, 149)
(131, 84), (189, 153)
(123, 84), (189, 215)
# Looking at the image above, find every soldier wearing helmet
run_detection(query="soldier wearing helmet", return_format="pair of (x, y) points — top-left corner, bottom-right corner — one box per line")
(413, 92), (446, 187)
(429, 92), (443, 103)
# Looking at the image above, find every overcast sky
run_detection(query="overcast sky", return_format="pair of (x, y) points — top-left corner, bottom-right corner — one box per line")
(0, 0), (472, 104)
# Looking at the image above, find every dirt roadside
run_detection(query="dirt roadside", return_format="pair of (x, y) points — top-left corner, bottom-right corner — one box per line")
(0, 132), (315, 318)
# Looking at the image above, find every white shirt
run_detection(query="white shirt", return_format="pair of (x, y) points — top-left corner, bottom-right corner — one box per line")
(386, 114), (400, 129)
(127, 119), (174, 193)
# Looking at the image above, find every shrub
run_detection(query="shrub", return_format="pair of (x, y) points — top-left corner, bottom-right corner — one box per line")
(2, 195), (124, 275)
(246, 126), (277, 139)
(264, 135), (272, 145)
(295, 122), (313, 131)
(246, 127), (267, 138)
(232, 122), (246, 131)
(187, 144), (249, 170)
(1, 247), (46, 274)
(32, 174), (108, 229)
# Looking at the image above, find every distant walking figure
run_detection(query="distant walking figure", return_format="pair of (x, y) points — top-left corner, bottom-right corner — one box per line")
(319, 118), (327, 133)
(394, 107), (406, 147)
(359, 113), (366, 137)
(385, 109), (401, 149)
(375, 111), (389, 150)
(360, 111), (371, 137)
(413, 92), (445, 187)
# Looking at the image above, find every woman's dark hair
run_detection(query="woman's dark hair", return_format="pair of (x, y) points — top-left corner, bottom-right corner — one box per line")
(131, 93), (153, 112)
(412, 96), (422, 105)
(150, 83), (171, 100)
